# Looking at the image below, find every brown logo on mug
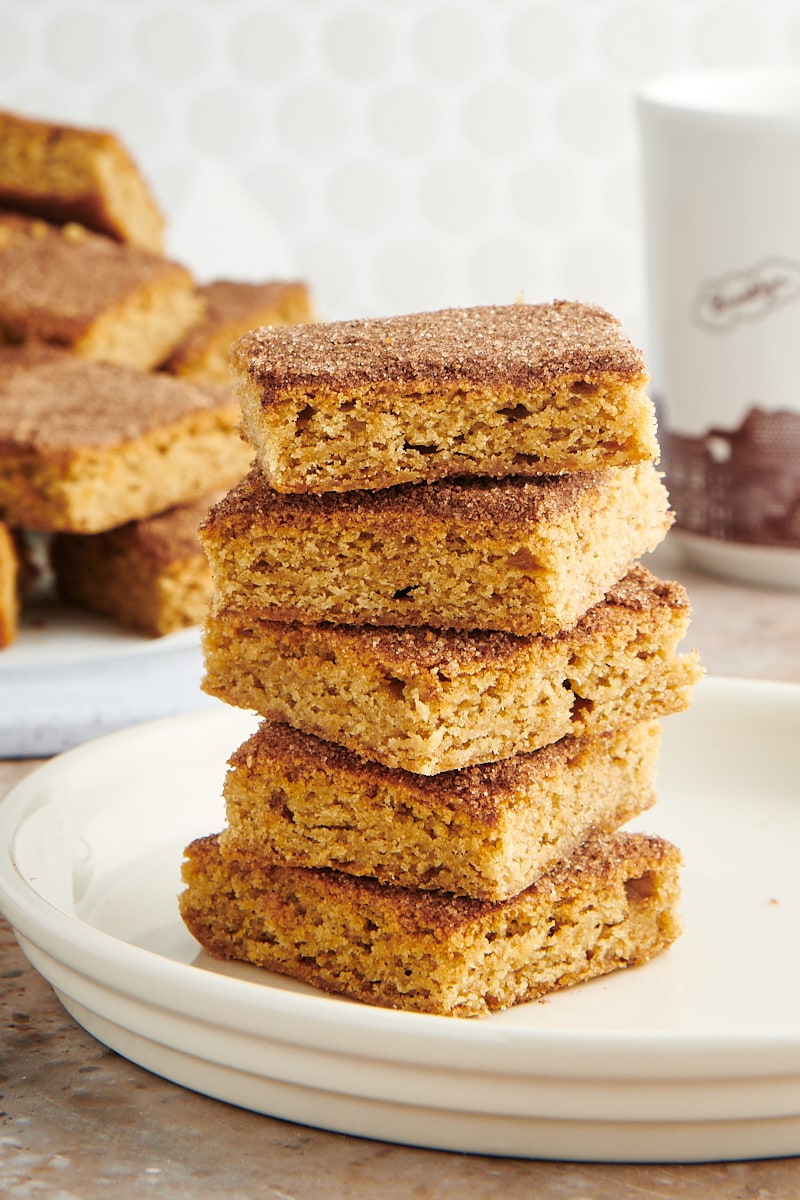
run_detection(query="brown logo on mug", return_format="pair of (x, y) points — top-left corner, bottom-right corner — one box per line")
(692, 257), (800, 331)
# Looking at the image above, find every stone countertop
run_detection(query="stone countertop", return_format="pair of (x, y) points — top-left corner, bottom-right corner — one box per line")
(2, 534), (799, 1199)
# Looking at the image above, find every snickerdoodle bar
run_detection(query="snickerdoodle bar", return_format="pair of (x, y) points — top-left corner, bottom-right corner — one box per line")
(202, 566), (701, 775)
(231, 301), (658, 493)
(0, 346), (252, 533)
(220, 720), (661, 901)
(52, 494), (220, 636)
(200, 462), (672, 637)
(179, 830), (682, 1017)
(0, 213), (201, 369)
(0, 522), (18, 648)
(0, 108), (165, 252)
(165, 279), (316, 387)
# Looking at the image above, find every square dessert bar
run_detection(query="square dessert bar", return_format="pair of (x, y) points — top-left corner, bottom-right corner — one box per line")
(180, 830), (682, 1017)
(221, 720), (661, 902)
(202, 566), (702, 775)
(0, 108), (165, 252)
(52, 495), (220, 637)
(231, 301), (658, 493)
(0, 522), (19, 648)
(0, 347), (253, 533)
(200, 462), (671, 637)
(0, 213), (202, 369)
(165, 279), (316, 387)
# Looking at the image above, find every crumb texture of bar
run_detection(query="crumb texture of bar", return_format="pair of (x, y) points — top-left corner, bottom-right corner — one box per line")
(0, 522), (19, 648)
(202, 565), (701, 773)
(200, 463), (672, 637)
(52, 495), (219, 636)
(0, 347), (253, 532)
(0, 108), (165, 252)
(166, 280), (316, 386)
(0, 213), (201, 368)
(232, 301), (658, 492)
(179, 830), (683, 1018)
(220, 720), (661, 900)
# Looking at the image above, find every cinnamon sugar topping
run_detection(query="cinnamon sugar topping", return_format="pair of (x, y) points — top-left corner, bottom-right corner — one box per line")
(0, 346), (236, 454)
(233, 301), (647, 401)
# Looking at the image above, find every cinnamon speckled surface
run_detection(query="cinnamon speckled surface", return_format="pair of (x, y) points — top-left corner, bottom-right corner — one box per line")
(0, 347), (234, 453)
(232, 301), (647, 398)
(0, 213), (189, 345)
(1, 533), (799, 1197)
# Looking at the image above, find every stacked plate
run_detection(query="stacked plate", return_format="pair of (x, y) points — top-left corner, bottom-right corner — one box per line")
(0, 675), (798, 1162)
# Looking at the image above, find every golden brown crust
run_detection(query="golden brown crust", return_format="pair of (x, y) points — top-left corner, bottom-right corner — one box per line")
(233, 301), (647, 400)
(572, 564), (690, 636)
(0, 349), (253, 532)
(232, 300), (658, 492)
(110, 497), (217, 568)
(202, 565), (701, 775)
(54, 494), (216, 572)
(200, 279), (312, 326)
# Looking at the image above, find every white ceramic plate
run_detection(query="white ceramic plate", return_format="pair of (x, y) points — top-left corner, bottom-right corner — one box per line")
(0, 599), (216, 757)
(2, 597), (200, 670)
(1, 675), (799, 1163)
(674, 530), (800, 591)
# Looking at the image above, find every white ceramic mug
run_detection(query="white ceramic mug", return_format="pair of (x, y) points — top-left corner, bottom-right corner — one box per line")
(638, 68), (800, 589)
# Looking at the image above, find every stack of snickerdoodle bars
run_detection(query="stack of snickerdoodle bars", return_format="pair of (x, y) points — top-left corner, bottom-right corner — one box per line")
(179, 300), (701, 1018)
(0, 107), (317, 642)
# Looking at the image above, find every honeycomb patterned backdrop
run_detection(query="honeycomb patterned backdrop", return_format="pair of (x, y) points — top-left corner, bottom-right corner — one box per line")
(2, 0), (800, 351)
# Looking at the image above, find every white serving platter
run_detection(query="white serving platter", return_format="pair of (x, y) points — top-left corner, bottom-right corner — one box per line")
(0, 675), (799, 1162)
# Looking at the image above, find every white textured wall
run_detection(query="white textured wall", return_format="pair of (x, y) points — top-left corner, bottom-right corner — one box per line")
(2, 0), (799, 351)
